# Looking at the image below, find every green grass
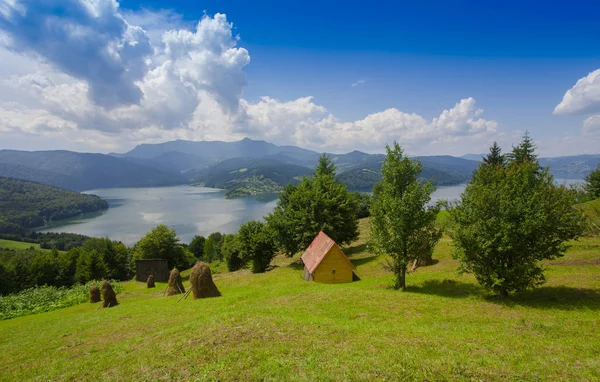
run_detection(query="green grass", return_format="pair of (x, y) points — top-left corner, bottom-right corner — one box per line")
(0, 239), (40, 250)
(576, 198), (600, 235)
(0, 219), (599, 380)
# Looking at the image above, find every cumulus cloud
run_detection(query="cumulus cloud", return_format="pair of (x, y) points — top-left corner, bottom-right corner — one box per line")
(239, 96), (497, 153)
(0, 2), (500, 155)
(554, 69), (600, 115)
(0, 0), (152, 108)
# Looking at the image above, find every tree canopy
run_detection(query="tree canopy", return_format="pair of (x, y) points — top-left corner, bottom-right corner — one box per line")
(133, 224), (188, 270)
(449, 137), (585, 296)
(266, 155), (359, 256)
(369, 142), (441, 290)
(238, 220), (277, 273)
(584, 164), (600, 199)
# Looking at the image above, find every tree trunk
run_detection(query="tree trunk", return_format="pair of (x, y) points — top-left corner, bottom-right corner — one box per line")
(394, 263), (407, 290)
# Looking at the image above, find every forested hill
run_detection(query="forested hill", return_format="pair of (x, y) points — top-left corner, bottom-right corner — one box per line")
(0, 150), (187, 191)
(0, 177), (108, 234)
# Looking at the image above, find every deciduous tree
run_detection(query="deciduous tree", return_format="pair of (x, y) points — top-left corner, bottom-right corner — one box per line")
(369, 142), (441, 290)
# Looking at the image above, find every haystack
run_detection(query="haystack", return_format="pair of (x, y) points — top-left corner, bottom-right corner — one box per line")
(89, 285), (101, 303)
(167, 268), (185, 296)
(101, 280), (118, 308)
(147, 274), (155, 288)
(190, 262), (221, 299)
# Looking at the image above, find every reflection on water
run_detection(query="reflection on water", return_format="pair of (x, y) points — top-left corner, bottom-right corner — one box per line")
(40, 186), (279, 245)
(40, 179), (584, 246)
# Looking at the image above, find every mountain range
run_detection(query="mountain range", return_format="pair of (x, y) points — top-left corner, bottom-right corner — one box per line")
(0, 138), (598, 196)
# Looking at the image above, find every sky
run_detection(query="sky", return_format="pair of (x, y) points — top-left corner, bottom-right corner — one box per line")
(0, 0), (599, 156)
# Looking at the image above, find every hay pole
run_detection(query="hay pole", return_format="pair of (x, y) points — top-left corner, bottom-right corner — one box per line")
(177, 288), (192, 303)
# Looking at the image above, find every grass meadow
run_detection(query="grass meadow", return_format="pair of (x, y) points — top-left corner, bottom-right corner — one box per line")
(0, 239), (40, 251)
(0, 219), (599, 380)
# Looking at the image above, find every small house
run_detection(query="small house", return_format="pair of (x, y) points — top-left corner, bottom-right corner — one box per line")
(136, 259), (169, 282)
(301, 231), (359, 283)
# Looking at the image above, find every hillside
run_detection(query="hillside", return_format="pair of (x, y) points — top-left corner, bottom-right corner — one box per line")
(0, 150), (187, 191)
(0, 219), (598, 380)
(190, 157), (312, 198)
(0, 177), (108, 233)
(539, 155), (600, 179)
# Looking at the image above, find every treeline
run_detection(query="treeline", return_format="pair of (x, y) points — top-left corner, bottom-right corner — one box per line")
(0, 238), (130, 295)
(0, 231), (92, 251)
(0, 177), (108, 234)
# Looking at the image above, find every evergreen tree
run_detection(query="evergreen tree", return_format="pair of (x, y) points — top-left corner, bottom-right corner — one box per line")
(510, 131), (537, 164)
(266, 157), (359, 256)
(450, 137), (584, 296)
(482, 142), (505, 166)
(75, 249), (107, 284)
(314, 154), (336, 178)
(369, 142), (441, 290)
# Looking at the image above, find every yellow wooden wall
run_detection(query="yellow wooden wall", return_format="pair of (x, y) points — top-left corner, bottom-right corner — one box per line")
(313, 246), (353, 283)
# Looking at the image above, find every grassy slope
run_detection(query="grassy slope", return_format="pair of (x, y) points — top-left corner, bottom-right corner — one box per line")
(0, 219), (599, 381)
(0, 239), (40, 250)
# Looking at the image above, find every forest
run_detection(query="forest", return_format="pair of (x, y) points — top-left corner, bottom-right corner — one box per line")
(0, 177), (108, 234)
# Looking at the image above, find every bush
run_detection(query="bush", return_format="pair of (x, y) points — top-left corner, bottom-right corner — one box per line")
(221, 234), (244, 271)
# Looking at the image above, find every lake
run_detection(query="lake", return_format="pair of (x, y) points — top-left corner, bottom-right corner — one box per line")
(41, 179), (583, 245)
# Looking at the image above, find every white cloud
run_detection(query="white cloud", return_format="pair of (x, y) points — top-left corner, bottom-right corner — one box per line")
(583, 115), (600, 136)
(238, 96), (498, 154)
(0, 1), (501, 155)
(554, 69), (600, 115)
(351, 79), (365, 87)
(0, 0), (153, 108)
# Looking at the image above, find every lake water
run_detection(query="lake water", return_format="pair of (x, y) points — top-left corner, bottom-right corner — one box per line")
(40, 186), (279, 245)
(40, 179), (583, 245)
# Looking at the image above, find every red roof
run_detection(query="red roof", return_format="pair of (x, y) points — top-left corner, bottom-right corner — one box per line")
(301, 231), (354, 273)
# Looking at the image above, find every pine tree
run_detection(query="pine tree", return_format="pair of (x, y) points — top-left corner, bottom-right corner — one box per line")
(266, 156), (359, 256)
(510, 131), (537, 164)
(482, 142), (505, 166)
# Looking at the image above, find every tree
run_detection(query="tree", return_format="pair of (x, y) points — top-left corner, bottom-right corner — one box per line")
(315, 154), (336, 177)
(584, 164), (600, 199)
(203, 232), (224, 262)
(353, 192), (372, 219)
(266, 156), (359, 256)
(188, 235), (206, 260)
(28, 249), (61, 287)
(75, 249), (107, 284)
(449, 138), (584, 296)
(369, 142), (441, 290)
(83, 238), (130, 280)
(238, 220), (277, 273)
(221, 234), (244, 271)
(133, 225), (187, 270)
(510, 131), (537, 164)
(482, 141), (505, 166)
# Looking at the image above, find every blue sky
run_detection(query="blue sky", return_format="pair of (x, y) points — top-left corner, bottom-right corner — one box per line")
(0, 0), (599, 155)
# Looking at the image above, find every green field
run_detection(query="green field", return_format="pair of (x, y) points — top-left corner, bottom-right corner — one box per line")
(0, 239), (40, 251)
(0, 219), (599, 380)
